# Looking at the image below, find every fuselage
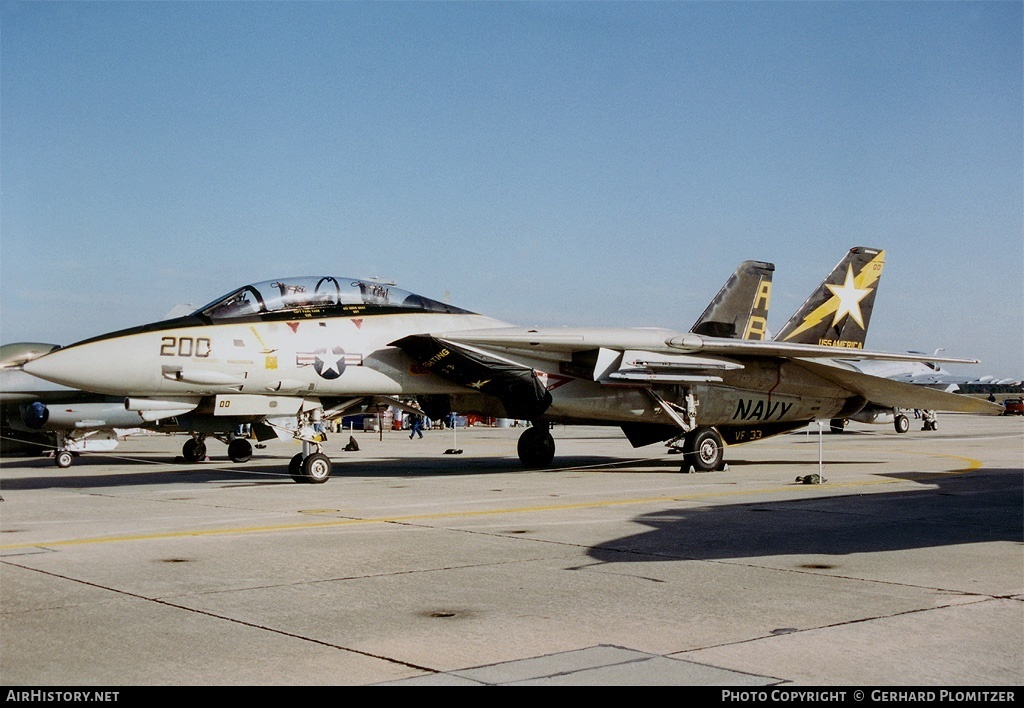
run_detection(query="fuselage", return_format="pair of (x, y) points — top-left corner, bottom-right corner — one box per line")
(23, 275), (857, 436)
(27, 311), (507, 399)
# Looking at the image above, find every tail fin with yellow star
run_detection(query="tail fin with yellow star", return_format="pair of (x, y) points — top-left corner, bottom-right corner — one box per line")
(774, 247), (885, 350)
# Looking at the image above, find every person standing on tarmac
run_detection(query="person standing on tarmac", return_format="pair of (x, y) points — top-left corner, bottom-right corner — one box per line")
(409, 414), (424, 439)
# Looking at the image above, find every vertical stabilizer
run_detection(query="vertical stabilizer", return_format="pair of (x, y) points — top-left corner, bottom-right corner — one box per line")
(774, 247), (885, 349)
(690, 261), (774, 340)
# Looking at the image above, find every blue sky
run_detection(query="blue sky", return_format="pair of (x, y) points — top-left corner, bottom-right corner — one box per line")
(2, 1), (1021, 377)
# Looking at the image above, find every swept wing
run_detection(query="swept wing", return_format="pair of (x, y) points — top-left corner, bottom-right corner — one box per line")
(420, 327), (1000, 416)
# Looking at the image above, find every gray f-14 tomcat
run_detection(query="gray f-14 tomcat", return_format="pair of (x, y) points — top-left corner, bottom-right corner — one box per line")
(22, 248), (1000, 482)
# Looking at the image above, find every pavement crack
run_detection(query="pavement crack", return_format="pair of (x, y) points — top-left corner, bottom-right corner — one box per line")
(0, 560), (438, 674)
(675, 597), (1014, 655)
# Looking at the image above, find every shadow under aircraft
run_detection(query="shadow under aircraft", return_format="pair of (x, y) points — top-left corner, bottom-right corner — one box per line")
(586, 469), (1022, 564)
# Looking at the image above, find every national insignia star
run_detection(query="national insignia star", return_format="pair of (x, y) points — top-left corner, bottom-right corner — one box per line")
(315, 350), (345, 378)
(825, 265), (871, 328)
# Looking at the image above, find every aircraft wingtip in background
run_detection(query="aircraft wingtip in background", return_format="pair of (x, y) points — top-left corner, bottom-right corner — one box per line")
(0, 342), (61, 369)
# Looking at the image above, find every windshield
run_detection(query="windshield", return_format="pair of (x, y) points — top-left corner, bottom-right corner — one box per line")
(196, 277), (469, 321)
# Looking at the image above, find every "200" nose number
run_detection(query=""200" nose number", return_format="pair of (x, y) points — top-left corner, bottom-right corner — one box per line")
(160, 336), (212, 358)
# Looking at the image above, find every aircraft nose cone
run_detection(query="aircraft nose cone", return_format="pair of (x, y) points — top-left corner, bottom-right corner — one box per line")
(22, 346), (100, 391)
(22, 337), (156, 395)
(23, 349), (70, 385)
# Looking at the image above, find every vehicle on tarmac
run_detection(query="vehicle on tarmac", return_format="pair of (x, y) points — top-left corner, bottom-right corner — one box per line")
(1002, 398), (1024, 416)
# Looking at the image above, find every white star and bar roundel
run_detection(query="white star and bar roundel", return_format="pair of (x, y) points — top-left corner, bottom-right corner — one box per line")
(313, 346), (346, 379)
(296, 347), (362, 379)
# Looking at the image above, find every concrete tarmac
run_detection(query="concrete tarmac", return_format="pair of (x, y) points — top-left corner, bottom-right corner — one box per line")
(1, 414), (1021, 686)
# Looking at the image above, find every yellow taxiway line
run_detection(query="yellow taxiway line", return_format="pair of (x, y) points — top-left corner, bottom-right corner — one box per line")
(0, 452), (984, 552)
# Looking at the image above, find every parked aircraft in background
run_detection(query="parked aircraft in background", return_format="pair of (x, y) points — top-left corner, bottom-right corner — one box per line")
(0, 343), (135, 467)
(843, 354), (1020, 391)
(830, 354), (1020, 432)
(22, 249), (1001, 482)
(2, 341), (269, 467)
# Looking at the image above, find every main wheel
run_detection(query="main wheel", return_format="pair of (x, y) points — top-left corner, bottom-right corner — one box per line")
(302, 452), (332, 484)
(517, 426), (555, 468)
(684, 428), (725, 472)
(55, 450), (73, 468)
(228, 438), (253, 463)
(182, 438), (207, 463)
(829, 418), (846, 433)
(289, 453), (305, 482)
(894, 414), (910, 434)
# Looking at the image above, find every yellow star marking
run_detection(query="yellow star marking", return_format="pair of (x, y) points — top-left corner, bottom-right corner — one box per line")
(469, 379), (492, 389)
(781, 250), (885, 341)
(825, 264), (871, 328)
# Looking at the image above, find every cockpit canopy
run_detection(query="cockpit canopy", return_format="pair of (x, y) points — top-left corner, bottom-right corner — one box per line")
(195, 277), (470, 321)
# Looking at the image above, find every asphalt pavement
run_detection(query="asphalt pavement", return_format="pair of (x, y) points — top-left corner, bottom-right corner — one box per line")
(1, 414), (1021, 686)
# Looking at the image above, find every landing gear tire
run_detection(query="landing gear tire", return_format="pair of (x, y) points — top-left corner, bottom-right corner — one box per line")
(228, 438), (253, 463)
(182, 438), (207, 463)
(517, 426), (555, 468)
(894, 414), (910, 434)
(829, 418), (846, 433)
(55, 450), (73, 469)
(302, 452), (332, 484)
(683, 428), (725, 472)
(289, 453), (305, 482)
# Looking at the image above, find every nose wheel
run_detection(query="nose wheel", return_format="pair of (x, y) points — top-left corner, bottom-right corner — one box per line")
(289, 448), (333, 483)
(49, 432), (77, 468)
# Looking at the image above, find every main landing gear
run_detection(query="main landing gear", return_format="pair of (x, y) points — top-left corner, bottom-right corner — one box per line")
(517, 424), (555, 468)
(679, 427), (726, 473)
(179, 435), (254, 464)
(181, 436), (208, 463)
(516, 423), (727, 473)
(227, 438), (253, 463)
(894, 413), (910, 434)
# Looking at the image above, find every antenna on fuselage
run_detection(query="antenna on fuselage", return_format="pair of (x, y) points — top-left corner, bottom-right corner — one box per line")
(362, 276), (397, 286)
